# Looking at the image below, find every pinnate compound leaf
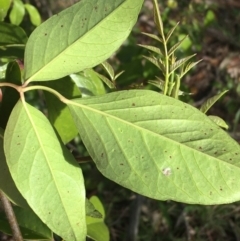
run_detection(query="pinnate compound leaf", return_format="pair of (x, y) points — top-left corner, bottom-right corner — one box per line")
(141, 32), (163, 42)
(4, 101), (86, 241)
(170, 54), (196, 74)
(138, 44), (162, 55)
(168, 35), (188, 57)
(24, 0), (144, 82)
(0, 128), (29, 208)
(200, 90), (228, 114)
(165, 22), (179, 43)
(0, 205), (52, 240)
(68, 90), (240, 205)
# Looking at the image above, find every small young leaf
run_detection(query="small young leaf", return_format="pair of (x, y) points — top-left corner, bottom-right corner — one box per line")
(95, 72), (116, 89)
(200, 90), (228, 114)
(71, 69), (106, 97)
(4, 101), (86, 241)
(180, 60), (202, 78)
(9, 0), (25, 26)
(86, 196), (109, 241)
(168, 35), (188, 57)
(101, 61), (114, 81)
(208, 115), (229, 130)
(170, 55), (196, 74)
(141, 32), (163, 42)
(138, 44), (163, 55)
(165, 22), (179, 43)
(24, 4), (41, 26)
(85, 199), (102, 219)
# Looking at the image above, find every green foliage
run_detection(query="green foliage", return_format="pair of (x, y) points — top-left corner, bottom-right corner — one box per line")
(0, 0), (239, 240)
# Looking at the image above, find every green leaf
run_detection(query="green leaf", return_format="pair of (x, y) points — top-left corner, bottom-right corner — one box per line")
(67, 90), (240, 205)
(200, 90), (228, 114)
(141, 32), (163, 42)
(4, 101), (86, 241)
(138, 44), (163, 55)
(24, 0), (144, 82)
(95, 72), (116, 89)
(0, 128), (29, 208)
(165, 22), (179, 43)
(0, 0), (11, 21)
(71, 69), (106, 97)
(24, 4), (41, 26)
(170, 54), (196, 74)
(0, 22), (27, 58)
(43, 76), (81, 144)
(0, 22), (28, 45)
(168, 35), (188, 57)
(0, 205), (52, 240)
(208, 115), (229, 130)
(101, 61), (114, 81)
(85, 198), (102, 219)
(0, 61), (22, 129)
(9, 0), (25, 26)
(86, 196), (109, 241)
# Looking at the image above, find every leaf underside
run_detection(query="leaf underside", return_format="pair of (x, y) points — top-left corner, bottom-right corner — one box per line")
(68, 90), (240, 205)
(24, 0), (144, 82)
(4, 101), (86, 241)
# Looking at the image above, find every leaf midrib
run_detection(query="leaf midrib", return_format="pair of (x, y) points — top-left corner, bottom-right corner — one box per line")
(22, 100), (76, 239)
(69, 99), (239, 169)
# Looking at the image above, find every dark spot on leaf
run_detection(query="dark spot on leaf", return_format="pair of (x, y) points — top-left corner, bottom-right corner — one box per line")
(61, 25), (63, 27)
(132, 103), (135, 106)
(17, 143), (20, 145)
(44, 33), (47, 36)
(165, 151), (167, 153)
(229, 158), (232, 161)
(214, 151), (218, 155)
(235, 153), (238, 155)
(199, 146), (202, 150)
(210, 191), (212, 195)
(101, 153), (104, 158)
(223, 149), (226, 152)
(204, 133), (207, 135)
(177, 167), (179, 170)
(169, 156), (172, 159)
(48, 212), (51, 214)
(210, 129), (213, 131)
(220, 188), (223, 191)
(120, 163), (124, 166)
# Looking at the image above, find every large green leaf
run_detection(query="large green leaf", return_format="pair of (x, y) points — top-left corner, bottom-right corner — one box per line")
(4, 101), (86, 241)
(0, 128), (29, 208)
(43, 76), (81, 144)
(24, 0), (144, 82)
(67, 90), (240, 205)
(0, 205), (52, 240)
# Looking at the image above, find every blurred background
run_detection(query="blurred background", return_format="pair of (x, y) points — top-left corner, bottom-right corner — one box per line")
(1, 0), (240, 240)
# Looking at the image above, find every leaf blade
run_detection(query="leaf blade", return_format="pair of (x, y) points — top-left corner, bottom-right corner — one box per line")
(4, 101), (86, 241)
(67, 90), (240, 205)
(24, 0), (144, 82)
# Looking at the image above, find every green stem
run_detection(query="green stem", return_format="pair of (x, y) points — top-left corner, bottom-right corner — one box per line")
(0, 191), (23, 241)
(23, 85), (69, 102)
(152, 0), (169, 95)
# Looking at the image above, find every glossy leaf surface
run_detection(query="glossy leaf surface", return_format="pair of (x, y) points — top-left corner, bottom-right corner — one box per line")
(4, 101), (86, 241)
(24, 0), (144, 82)
(68, 90), (240, 205)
